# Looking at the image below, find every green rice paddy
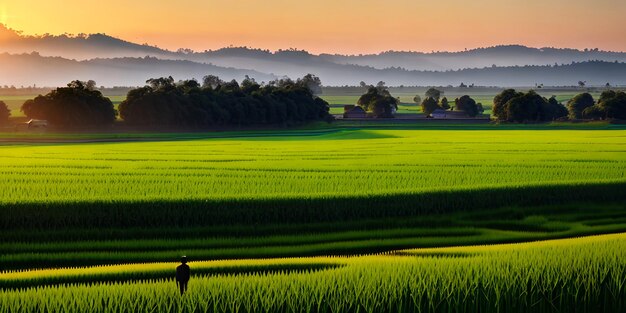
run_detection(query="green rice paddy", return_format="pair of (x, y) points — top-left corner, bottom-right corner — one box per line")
(1, 126), (625, 312)
(2, 233), (625, 312)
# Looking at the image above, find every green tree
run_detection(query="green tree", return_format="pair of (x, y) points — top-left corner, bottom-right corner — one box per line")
(566, 93), (594, 119)
(146, 76), (176, 91)
(297, 74), (323, 95)
(120, 75), (331, 128)
(476, 103), (485, 115)
(240, 75), (260, 93)
(543, 96), (568, 121)
(357, 86), (398, 118)
(583, 90), (626, 119)
(0, 101), (10, 125)
(425, 88), (442, 102)
(498, 90), (565, 123)
(21, 80), (116, 128)
(440, 97), (450, 110)
(455, 95), (479, 117)
(421, 97), (441, 116)
(493, 89), (522, 120)
(202, 75), (224, 89)
(413, 95), (421, 105)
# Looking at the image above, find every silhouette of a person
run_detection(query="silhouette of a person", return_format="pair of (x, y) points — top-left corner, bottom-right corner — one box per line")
(176, 256), (190, 295)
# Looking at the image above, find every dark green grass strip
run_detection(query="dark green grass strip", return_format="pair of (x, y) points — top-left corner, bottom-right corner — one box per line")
(0, 228), (478, 254)
(4, 223), (626, 271)
(2, 182), (625, 231)
(0, 263), (344, 290)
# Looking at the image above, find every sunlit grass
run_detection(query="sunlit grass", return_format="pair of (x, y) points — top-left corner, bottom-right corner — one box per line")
(1, 233), (625, 312)
(0, 129), (624, 203)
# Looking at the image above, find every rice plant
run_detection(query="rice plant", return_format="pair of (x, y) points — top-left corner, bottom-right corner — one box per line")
(1, 233), (624, 313)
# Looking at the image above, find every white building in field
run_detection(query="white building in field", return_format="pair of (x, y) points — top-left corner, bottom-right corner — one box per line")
(429, 109), (471, 119)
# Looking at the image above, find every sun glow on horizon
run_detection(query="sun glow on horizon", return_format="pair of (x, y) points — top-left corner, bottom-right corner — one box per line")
(0, 6), (8, 26)
(0, 0), (625, 54)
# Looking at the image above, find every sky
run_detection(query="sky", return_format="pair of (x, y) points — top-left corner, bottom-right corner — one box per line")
(1, 0), (625, 54)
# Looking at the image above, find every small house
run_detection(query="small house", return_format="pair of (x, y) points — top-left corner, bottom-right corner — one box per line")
(343, 106), (367, 119)
(430, 109), (471, 119)
(27, 119), (48, 128)
(430, 109), (447, 119)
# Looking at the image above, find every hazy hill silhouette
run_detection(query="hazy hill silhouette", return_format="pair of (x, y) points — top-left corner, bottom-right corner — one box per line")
(0, 52), (274, 87)
(0, 52), (623, 87)
(1, 24), (625, 87)
(320, 46), (626, 71)
(0, 24), (174, 60)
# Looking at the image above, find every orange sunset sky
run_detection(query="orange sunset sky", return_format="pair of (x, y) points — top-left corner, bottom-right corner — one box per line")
(1, 0), (625, 54)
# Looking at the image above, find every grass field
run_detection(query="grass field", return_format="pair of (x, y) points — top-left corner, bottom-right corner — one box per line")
(1, 129), (624, 204)
(1, 126), (625, 312)
(2, 233), (625, 312)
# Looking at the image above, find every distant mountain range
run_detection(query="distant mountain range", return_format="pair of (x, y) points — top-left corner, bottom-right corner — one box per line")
(1, 24), (625, 87)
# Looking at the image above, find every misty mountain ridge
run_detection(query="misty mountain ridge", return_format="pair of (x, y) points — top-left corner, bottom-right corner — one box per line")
(1, 24), (625, 87)
(1, 52), (623, 88)
(0, 52), (275, 87)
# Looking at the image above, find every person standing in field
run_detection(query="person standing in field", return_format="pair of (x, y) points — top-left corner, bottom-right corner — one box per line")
(176, 256), (190, 295)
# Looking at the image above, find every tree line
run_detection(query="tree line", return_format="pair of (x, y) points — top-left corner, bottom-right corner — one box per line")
(491, 89), (626, 122)
(565, 90), (626, 120)
(385, 86), (625, 122)
(412, 88), (485, 117)
(8, 78), (626, 127)
(492, 89), (567, 122)
(356, 82), (399, 118)
(17, 75), (331, 129)
(21, 80), (116, 127)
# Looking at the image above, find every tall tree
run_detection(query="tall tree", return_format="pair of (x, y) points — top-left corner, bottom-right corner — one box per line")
(21, 80), (116, 128)
(147, 76), (175, 91)
(413, 95), (422, 105)
(455, 95), (479, 117)
(297, 74), (323, 95)
(544, 96), (568, 121)
(566, 93), (594, 119)
(241, 75), (260, 93)
(496, 90), (566, 123)
(440, 97), (450, 110)
(0, 101), (10, 125)
(583, 90), (626, 119)
(202, 75), (224, 89)
(421, 97), (441, 116)
(357, 86), (399, 118)
(425, 88), (443, 102)
(493, 89), (522, 120)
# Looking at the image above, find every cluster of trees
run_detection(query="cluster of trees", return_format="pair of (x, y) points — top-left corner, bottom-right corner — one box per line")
(119, 74), (330, 127)
(356, 82), (399, 118)
(492, 90), (567, 122)
(0, 101), (10, 125)
(455, 96), (484, 117)
(416, 88), (483, 117)
(494, 89), (626, 123)
(16, 75), (329, 128)
(415, 88), (442, 115)
(21, 80), (116, 127)
(567, 91), (626, 120)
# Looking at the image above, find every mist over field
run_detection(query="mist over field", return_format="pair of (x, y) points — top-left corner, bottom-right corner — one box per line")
(1, 24), (625, 87)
